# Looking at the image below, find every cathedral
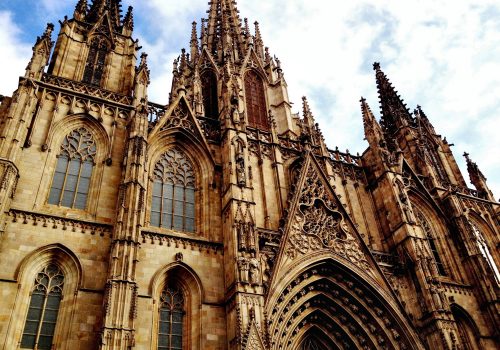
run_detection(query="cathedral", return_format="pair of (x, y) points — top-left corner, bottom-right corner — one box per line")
(0, 0), (499, 349)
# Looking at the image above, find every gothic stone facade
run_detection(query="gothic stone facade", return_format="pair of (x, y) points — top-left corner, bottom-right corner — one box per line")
(0, 1), (498, 350)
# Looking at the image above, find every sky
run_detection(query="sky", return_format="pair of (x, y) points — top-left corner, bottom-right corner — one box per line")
(0, 0), (499, 198)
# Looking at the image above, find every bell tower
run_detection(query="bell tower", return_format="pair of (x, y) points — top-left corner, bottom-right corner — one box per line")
(48, 0), (138, 94)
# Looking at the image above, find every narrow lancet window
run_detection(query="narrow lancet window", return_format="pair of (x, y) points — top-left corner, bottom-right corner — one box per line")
(201, 70), (218, 119)
(415, 210), (447, 276)
(470, 221), (500, 285)
(82, 37), (109, 86)
(244, 70), (269, 130)
(151, 149), (195, 233)
(48, 127), (96, 210)
(20, 264), (64, 350)
(158, 284), (184, 350)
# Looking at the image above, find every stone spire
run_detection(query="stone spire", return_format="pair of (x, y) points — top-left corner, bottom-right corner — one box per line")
(464, 152), (495, 201)
(122, 5), (134, 35)
(133, 52), (150, 104)
(205, 0), (245, 61)
(87, 0), (122, 30)
(361, 97), (384, 148)
(74, 0), (88, 21)
(302, 96), (315, 127)
(373, 62), (414, 147)
(414, 105), (436, 135)
(190, 21), (199, 61)
(254, 21), (264, 59)
(25, 23), (55, 80)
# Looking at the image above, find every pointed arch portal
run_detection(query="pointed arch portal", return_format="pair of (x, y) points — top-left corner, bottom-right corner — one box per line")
(268, 259), (423, 350)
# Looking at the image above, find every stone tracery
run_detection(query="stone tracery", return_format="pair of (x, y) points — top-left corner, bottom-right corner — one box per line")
(284, 161), (371, 271)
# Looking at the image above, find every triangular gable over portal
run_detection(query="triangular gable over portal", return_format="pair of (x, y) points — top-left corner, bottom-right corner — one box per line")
(268, 151), (393, 295)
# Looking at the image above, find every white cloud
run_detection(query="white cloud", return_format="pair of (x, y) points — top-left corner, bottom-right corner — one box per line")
(0, 11), (32, 97)
(2, 0), (499, 197)
(131, 0), (500, 197)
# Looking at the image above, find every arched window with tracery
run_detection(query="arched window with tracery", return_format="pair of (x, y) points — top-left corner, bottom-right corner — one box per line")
(151, 149), (195, 233)
(201, 70), (218, 119)
(244, 70), (269, 130)
(452, 306), (481, 350)
(20, 264), (64, 350)
(158, 284), (184, 350)
(469, 221), (500, 285)
(415, 210), (447, 276)
(82, 37), (109, 86)
(48, 127), (96, 210)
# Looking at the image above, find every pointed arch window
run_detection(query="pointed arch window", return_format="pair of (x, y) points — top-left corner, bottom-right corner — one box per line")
(415, 210), (447, 276)
(83, 37), (109, 86)
(48, 127), (96, 210)
(158, 284), (184, 350)
(201, 70), (218, 119)
(151, 149), (195, 233)
(244, 70), (269, 130)
(20, 264), (64, 350)
(470, 221), (500, 285)
(452, 306), (480, 350)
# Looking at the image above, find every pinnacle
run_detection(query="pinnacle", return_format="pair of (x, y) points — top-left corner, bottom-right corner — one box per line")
(302, 96), (312, 118)
(35, 23), (54, 45)
(360, 97), (375, 120)
(74, 0), (88, 17)
(373, 62), (413, 138)
(205, 0), (246, 59)
(88, 0), (123, 30)
(122, 6), (134, 32)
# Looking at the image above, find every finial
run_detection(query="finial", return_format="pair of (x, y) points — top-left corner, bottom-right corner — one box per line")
(275, 56), (281, 69)
(172, 58), (178, 74)
(179, 48), (187, 71)
(74, 0), (88, 20)
(44, 23), (55, 38)
(123, 6), (134, 31)
(463, 152), (470, 161)
(140, 52), (148, 67)
(373, 62), (381, 71)
(302, 96), (311, 117)
(264, 47), (270, 64)
(191, 21), (198, 44)
(254, 21), (262, 41)
(244, 18), (250, 37)
(190, 21), (199, 59)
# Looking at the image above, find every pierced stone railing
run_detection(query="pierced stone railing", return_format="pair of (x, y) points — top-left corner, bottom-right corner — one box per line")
(41, 74), (133, 105)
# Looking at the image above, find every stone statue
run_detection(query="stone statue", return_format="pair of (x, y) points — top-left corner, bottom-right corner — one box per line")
(249, 257), (260, 285)
(238, 256), (249, 283)
(235, 140), (246, 187)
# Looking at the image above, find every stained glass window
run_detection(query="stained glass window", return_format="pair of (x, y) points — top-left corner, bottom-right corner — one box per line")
(82, 37), (109, 86)
(151, 149), (195, 233)
(415, 210), (447, 276)
(20, 264), (64, 350)
(48, 128), (96, 210)
(244, 70), (269, 130)
(201, 70), (218, 119)
(158, 285), (184, 350)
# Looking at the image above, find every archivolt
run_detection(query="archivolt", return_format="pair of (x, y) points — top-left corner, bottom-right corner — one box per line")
(267, 259), (424, 350)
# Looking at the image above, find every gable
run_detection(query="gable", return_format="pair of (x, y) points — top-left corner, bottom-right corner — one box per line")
(268, 152), (392, 294)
